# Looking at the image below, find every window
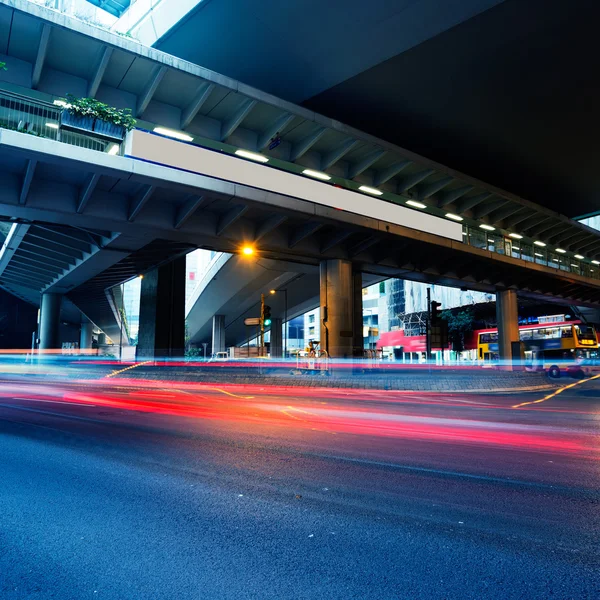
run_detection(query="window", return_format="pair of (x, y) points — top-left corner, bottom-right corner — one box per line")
(308, 326), (315, 336)
(379, 281), (386, 294)
(308, 314), (315, 323)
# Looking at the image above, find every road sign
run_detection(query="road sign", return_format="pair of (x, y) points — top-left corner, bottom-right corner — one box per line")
(244, 317), (260, 326)
(269, 135), (281, 150)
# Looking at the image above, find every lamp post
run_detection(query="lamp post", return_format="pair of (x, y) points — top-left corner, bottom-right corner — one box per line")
(269, 288), (288, 358)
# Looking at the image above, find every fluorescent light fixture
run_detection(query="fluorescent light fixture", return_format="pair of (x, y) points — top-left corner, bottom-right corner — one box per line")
(107, 144), (119, 155)
(153, 127), (194, 142)
(592, 260), (600, 265)
(406, 200), (426, 209)
(445, 213), (463, 221)
(234, 149), (269, 163)
(53, 99), (67, 107)
(555, 248), (566, 254)
(571, 264), (579, 268)
(574, 254), (584, 260)
(302, 169), (331, 181)
(480, 224), (495, 231)
(358, 185), (383, 196)
(509, 233), (523, 239)
(533, 241), (546, 247)
(534, 253), (543, 257)
(552, 258), (559, 262)
(45, 122), (59, 129)
(512, 246), (521, 251)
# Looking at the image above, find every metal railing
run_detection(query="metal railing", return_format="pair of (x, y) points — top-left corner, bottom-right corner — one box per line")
(462, 225), (600, 281)
(0, 90), (122, 155)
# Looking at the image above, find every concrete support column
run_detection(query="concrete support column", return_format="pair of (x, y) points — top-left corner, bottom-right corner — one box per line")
(212, 314), (226, 356)
(39, 293), (62, 351)
(137, 256), (186, 360)
(270, 318), (283, 358)
(80, 322), (94, 351)
(496, 289), (520, 369)
(320, 259), (363, 359)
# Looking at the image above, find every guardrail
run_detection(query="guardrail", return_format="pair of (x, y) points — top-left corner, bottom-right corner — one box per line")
(462, 224), (599, 281)
(0, 90), (121, 154)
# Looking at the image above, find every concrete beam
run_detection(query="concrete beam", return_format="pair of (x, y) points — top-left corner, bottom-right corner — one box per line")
(257, 113), (295, 151)
(32, 24), (51, 89)
(88, 46), (113, 98)
(220, 99), (257, 141)
(181, 83), (214, 130)
(137, 66), (168, 117)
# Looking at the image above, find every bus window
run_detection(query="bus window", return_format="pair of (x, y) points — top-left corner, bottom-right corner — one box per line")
(561, 327), (573, 338)
(576, 325), (597, 342)
(520, 330), (532, 341)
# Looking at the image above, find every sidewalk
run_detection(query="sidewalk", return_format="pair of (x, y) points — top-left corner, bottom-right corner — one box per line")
(112, 365), (559, 393)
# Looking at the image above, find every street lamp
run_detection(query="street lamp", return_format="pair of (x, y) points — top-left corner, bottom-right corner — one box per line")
(241, 244), (255, 256)
(269, 288), (288, 358)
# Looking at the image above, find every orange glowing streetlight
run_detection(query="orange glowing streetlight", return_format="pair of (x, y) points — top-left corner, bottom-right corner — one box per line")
(241, 245), (255, 256)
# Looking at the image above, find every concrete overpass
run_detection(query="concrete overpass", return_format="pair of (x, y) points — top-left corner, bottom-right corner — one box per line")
(0, 0), (599, 359)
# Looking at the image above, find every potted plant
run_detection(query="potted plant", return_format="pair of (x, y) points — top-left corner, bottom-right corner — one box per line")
(61, 94), (136, 140)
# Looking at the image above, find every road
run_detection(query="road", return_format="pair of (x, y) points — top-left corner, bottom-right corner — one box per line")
(0, 375), (598, 599)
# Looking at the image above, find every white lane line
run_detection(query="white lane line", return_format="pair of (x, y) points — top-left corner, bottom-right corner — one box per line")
(9, 398), (97, 407)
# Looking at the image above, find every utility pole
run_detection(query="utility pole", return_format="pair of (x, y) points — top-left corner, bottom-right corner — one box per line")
(426, 287), (431, 362)
(260, 293), (265, 357)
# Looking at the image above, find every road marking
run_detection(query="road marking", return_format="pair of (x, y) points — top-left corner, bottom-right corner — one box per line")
(512, 373), (600, 408)
(104, 360), (153, 378)
(9, 398), (97, 407)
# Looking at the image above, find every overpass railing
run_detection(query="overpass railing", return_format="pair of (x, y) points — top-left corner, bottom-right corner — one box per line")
(0, 90), (122, 155)
(462, 224), (599, 280)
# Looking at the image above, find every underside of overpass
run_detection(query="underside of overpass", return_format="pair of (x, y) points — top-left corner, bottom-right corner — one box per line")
(153, 0), (600, 219)
(0, 0), (599, 351)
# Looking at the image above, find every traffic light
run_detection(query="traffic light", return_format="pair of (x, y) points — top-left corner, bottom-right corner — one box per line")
(263, 304), (272, 327)
(430, 300), (442, 324)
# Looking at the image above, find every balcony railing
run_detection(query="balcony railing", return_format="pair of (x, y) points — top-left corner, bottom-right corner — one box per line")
(462, 225), (600, 281)
(0, 90), (122, 154)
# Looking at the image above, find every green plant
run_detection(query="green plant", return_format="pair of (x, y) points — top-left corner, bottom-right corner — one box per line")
(0, 62), (6, 71)
(0, 122), (44, 137)
(65, 94), (137, 131)
(441, 308), (475, 353)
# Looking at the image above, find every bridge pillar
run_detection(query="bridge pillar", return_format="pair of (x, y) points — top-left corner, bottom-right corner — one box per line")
(320, 259), (363, 359)
(39, 293), (62, 351)
(496, 289), (520, 369)
(79, 321), (94, 351)
(270, 318), (283, 358)
(212, 314), (226, 355)
(137, 256), (185, 360)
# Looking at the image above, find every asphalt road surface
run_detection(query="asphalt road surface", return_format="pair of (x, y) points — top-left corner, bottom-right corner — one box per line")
(0, 376), (598, 599)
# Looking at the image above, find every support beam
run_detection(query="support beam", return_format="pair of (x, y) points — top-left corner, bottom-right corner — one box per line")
(320, 259), (363, 359)
(290, 128), (326, 161)
(397, 169), (435, 194)
(174, 196), (205, 229)
(456, 192), (493, 213)
(19, 160), (37, 205)
(473, 198), (508, 220)
(348, 236), (379, 257)
(212, 314), (225, 355)
(418, 176), (453, 200)
(39, 292), (62, 351)
(437, 185), (474, 208)
(216, 205), (248, 236)
(289, 221), (323, 248)
(257, 113), (295, 151)
(220, 99), (257, 141)
(504, 210), (536, 229)
(88, 46), (113, 97)
(321, 139), (360, 170)
(374, 160), (411, 186)
(496, 289), (520, 370)
(348, 149), (386, 179)
(80, 322), (94, 351)
(180, 82), (214, 129)
(32, 24), (51, 89)
(489, 205), (527, 226)
(254, 214), (287, 242)
(320, 230), (352, 253)
(77, 173), (100, 214)
(128, 185), (155, 222)
(136, 66), (168, 117)
(136, 257), (185, 359)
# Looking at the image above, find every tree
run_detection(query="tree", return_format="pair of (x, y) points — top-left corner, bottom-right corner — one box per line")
(441, 308), (475, 353)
